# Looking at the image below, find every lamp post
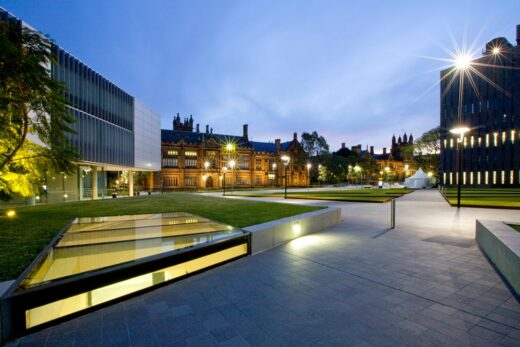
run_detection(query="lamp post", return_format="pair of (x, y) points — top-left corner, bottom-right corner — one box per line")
(222, 166), (228, 196)
(228, 159), (235, 193)
(272, 163), (277, 187)
(306, 163), (312, 189)
(450, 126), (470, 208)
(281, 155), (290, 198)
(203, 161), (210, 190)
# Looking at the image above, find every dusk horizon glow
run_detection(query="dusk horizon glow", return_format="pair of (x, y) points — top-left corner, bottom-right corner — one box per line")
(1, 0), (519, 152)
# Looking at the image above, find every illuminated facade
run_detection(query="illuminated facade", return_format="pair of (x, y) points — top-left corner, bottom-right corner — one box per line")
(156, 115), (309, 190)
(1, 8), (161, 202)
(440, 26), (520, 187)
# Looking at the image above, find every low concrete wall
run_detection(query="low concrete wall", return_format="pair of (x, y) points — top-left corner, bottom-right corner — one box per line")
(244, 207), (341, 254)
(476, 220), (520, 296)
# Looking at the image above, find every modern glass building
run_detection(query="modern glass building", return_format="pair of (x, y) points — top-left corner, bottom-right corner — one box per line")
(440, 25), (520, 187)
(1, 8), (161, 202)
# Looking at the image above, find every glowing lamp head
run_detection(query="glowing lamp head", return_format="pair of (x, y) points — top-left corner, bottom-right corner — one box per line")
(226, 143), (234, 151)
(281, 155), (290, 164)
(306, 163), (312, 169)
(492, 47), (500, 55)
(449, 126), (470, 136)
(228, 160), (235, 168)
(223, 167), (228, 173)
(204, 161), (210, 169)
(272, 163), (277, 169)
(6, 210), (16, 218)
(454, 54), (471, 70)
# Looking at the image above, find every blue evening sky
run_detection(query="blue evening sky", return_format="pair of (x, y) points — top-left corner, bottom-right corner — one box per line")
(1, 0), (519, 151)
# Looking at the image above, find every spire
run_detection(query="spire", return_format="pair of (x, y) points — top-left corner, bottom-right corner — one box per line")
(403, 132), (408, 144)
(409, 133), (413, 144)
(392, 134), (396, 145)
(398, 135), (402, 144)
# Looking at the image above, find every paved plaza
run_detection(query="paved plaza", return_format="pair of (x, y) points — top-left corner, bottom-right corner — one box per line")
(11, 190), (520, 346)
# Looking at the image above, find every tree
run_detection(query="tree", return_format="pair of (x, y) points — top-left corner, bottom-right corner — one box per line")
(301, 131), (329, 157)
(405, 126), (441, 179)
(0, 20), (77, 197)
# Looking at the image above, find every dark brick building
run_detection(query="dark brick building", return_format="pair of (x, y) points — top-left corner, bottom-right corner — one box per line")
(440, 25), (520, 187)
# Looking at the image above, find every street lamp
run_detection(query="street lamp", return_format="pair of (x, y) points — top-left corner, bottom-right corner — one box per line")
(450, 126), (470, 208)
(281, 155), (290, 199)
(222, 166), (228, 196)
(306, 163), (312, 188)
(228, 159), (235, 192)
(272, 163), (277, 187)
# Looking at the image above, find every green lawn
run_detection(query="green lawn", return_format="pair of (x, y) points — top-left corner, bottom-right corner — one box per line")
(443, 188), (520, 208)
(0, 193), (320, 281)
(509, 224), (520, 232)
(230, 188), (413, 203)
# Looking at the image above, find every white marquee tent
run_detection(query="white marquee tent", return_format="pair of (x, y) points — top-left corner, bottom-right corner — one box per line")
(404, 168), (432, 189)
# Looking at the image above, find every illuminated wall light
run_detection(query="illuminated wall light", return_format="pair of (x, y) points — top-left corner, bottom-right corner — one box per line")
(6, 210), (16, 218)
(292, 223), (302, 235)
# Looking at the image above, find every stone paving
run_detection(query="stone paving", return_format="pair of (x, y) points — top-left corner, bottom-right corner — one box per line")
(10, 189), (520, 346)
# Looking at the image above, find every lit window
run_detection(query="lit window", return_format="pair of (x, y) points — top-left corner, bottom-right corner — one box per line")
(463, 137), (467, 147)
(450, 172), (453, 184)
(477, 172), (481, 185)
(185, 151), (198, 157)
(512, 130), (516, 144)
(470, 136), (474, 147)
(501, 171), (505, 185)
(463, 172), (466, 184)
(502, 132), (506, 143)
(493, 171), (497, 185)
(485, 172), (489, 185)
(450, 139), (454, 148)
(478, 136), (481, 146)
(486, 134), (489, 147)
(493, 133), (498, 146)
(511, 170), (514, 185)
(443, 172), (446, 184)
(469, 172), (473, 185)
(443, 139), (447, 148)
(167, 150), (178, 156)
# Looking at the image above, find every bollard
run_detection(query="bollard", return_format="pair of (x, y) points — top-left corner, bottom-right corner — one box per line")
(390, 199), (395, 229)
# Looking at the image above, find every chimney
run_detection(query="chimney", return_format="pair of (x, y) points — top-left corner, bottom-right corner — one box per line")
(517, 24), (520, 45)
(196, 123), (200, 133)
(205, 125), (209, 134)
(293, 132), (298, 141)
(243, 124), (248, 139)
(275, 139), (281, 153)
(383, 147), (387, 155)
(370, 146), (374, 155)
(341, 143), (345, 149)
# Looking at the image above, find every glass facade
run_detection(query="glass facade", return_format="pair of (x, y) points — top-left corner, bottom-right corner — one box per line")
(51, 47), (135, 167)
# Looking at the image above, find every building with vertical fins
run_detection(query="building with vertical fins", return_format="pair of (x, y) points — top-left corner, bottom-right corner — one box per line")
(440, 25), (520, 187)
(1, 8), (161, 203)
(157, 115), (309, 189)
